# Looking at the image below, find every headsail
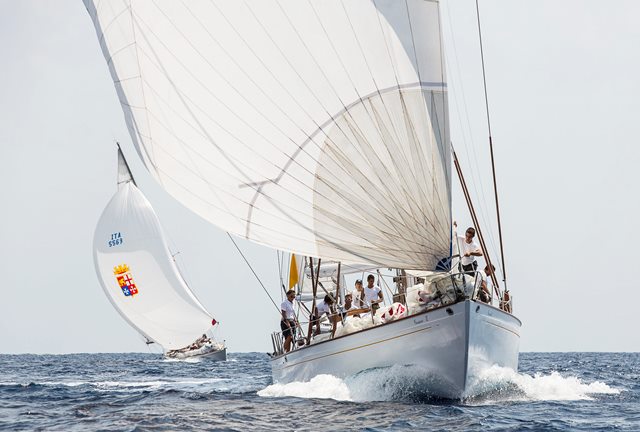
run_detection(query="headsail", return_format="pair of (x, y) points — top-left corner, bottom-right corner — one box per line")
(93, 160), (215, 350)
(85, 0), (451, 269)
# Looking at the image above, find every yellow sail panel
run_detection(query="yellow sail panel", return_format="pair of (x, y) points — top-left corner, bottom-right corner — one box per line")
(289, 255), (299, 289)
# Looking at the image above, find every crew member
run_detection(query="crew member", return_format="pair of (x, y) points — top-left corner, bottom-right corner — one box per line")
(457, 223), (482, 275)
(352, 279), (365, 308)
(478, 264), (495, 304)
(312, 294), (334, 336)
(280, 289), (297, 352)
(364, 274), (383, 310)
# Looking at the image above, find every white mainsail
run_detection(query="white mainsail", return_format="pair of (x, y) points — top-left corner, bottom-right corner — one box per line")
(93, 152), (215, 350)
(85, 0), (451, 270)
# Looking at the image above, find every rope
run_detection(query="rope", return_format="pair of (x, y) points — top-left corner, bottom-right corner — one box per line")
(226, 233), (280, 313)
(277, 251), (284, 302)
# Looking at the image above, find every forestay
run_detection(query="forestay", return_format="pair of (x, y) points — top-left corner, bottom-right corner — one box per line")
(93, 181), (214, 350)
(85, 0), (452, 270)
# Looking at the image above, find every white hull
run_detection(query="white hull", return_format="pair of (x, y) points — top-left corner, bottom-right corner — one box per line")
(270, 300), (520, 399)
(166, 346), (227, 361)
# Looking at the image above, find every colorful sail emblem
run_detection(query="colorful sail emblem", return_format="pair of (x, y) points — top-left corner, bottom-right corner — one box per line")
(113, 264), (139, 297)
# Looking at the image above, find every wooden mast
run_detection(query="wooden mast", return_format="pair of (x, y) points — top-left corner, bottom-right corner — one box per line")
(332, 262), (341, 337)
(306, 257), (321, 344)
(453, 150), (500, 299)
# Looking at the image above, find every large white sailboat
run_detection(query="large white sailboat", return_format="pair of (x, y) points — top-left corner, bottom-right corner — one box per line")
(93, 147), (226, 361)
(84, 0), (519, 397)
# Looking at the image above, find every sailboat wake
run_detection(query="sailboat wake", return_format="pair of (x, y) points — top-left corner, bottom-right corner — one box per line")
(257, 375), (351, 401)
(258, 364), (620, 403)
(465, 365), (620, 403)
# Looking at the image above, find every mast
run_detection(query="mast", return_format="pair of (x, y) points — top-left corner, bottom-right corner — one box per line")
(306, 258), (321, 344)
(453, 149), (500, 299)
(332, 262), (341, 337)
(116, 142), (136, 187)
(475, 0), (507, 289)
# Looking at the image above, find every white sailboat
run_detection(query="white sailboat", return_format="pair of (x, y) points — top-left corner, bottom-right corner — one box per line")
(84, 0), (518, 397)
(93, 147), (226, 361)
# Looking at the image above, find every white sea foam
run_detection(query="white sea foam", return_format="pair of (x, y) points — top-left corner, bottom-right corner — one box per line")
(258, 365), (621, 403)
(257, 374), (352, 401)
(468, 365), (620, 402)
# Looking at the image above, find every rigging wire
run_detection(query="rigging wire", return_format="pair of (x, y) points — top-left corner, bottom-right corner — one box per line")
(226, 233), (280, 313)
(277, 250), (284, 302)
(440, 1), (502, 268)
(474, 0), (508, 287)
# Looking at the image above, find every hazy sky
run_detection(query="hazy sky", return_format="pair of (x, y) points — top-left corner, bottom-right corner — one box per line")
(1, 0), (639, 354)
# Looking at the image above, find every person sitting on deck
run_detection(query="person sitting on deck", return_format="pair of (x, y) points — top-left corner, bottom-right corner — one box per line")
(312, 294), (334, 336)
(195, 334), (209, 346)
(280, 289), (297, 352)
(352, 279), (365, 308)
(364, 274), (384, 311)
(478, 264), (495, 304)
(339, 293), (358, 319)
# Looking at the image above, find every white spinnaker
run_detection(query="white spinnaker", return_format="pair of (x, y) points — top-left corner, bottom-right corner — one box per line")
(85, 0), (452, 270)
(93, 182), (213, 350)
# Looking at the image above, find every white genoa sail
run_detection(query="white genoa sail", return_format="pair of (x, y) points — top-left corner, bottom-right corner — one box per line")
(84, 0), (452, 270)
(93, 172), (215, 351)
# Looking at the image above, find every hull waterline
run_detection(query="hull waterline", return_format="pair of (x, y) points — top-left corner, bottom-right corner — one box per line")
(165, 347), (227, 361)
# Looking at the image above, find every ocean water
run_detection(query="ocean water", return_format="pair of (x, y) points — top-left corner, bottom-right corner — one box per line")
(0, 352), (637, 431)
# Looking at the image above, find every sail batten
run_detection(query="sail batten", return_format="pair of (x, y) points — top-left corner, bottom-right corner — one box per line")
(86, 0), (452, 269)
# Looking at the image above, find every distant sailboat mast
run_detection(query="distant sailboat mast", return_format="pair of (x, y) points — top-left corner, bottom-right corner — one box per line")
(116, 142), (136, 188)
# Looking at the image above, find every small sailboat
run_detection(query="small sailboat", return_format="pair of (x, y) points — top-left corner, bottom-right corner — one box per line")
(84, 0), (518, 397)
(93, 147), (226, 361)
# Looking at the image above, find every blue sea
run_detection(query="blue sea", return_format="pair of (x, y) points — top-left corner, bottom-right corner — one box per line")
(0, 352), (637, 431)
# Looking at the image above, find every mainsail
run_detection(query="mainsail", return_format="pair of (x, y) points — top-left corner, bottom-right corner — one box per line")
(93, 154), (215, 350)
(85, 0), (452, 270)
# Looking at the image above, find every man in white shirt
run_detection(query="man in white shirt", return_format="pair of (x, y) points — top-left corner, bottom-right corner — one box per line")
(312, 295), (334, 336)
(457, 224), (483, 275)
(280, 289), (297, 352)
(363, 274), (383, 310)
(339, 293), (358, 319)
(351, 279), (365, 308)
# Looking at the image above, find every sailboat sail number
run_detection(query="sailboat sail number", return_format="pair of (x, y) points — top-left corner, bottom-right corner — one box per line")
(109, 232), (123, 247)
